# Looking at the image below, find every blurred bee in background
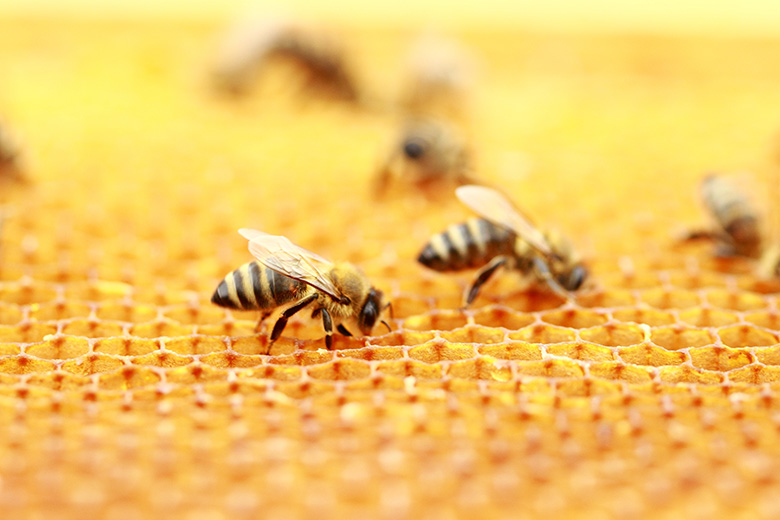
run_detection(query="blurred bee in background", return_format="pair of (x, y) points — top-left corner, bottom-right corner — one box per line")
(418, 185), (588, 306)
(0, 120), (26, 183)
(374, 117), (478, 198)
(212, 229), (390, 350)
(212, 17), (360, 102)
(399, 33), (475, 122)
(682, 173), (762, 258)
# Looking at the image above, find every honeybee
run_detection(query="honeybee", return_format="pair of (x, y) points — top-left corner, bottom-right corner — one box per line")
(375, 117), (476, 197)
(212, 18), (359, 102)
(417, 186), (587, 305)
(0, 121), (25, 183)
(400, 33), (474, 121)
(211, 229), (389, 349)
(684, 173), (761, 258)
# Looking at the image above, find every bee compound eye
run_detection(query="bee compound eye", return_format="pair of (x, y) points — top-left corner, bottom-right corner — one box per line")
(403, 139), (425, 160)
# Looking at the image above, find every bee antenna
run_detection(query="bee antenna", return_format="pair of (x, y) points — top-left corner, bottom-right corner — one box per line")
(380, 320), (392, 333)
(383, 301), (394, 320)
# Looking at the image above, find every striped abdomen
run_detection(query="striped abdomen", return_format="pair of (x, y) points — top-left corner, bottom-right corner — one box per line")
(417, 217), (514, 271)
(211, 261), (308, 311)
(701, 174), (761, 256)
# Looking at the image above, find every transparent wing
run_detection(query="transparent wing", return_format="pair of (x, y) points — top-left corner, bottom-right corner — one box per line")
(238, 228), (342, 300)
(455, 185), (553, 256)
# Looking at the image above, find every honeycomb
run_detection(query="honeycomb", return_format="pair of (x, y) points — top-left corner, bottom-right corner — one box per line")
(2, 14), (780, 520)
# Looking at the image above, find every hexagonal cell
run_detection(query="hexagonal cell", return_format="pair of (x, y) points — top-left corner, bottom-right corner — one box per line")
(574, 289), (635, 308)
(509, 324), (576, 344)
(63, 280), (133, 302)
(408, 341), (476, 363)
(165, 363), (226, 385)
(0, 282), (57, 305)
(639, 288), (701, 310)
(95, 302), (158, 323)
(0, 322), (58, 343)
(306, 359), (372, 381)
(514, 359), (584, 378)
(541, 309), (608, 329)
(500, 289), (566, 312)
(25, 372), (91, 391)
(447, 357), (512, 381)
(163, 305), (226, 326)
(611, 308), (676, 327)
(555, 377), (622, 397)
(403, 310), (469, 332)
(0, 304), (23, 326)
(478, 341), (543, 361)
(165, 336), (227, 356)
(28, 302), (92, 321)
(728, 365), (780, 384)
(677, 308), (739, 328)
(717, 325), (777, 348)
(580, 324), (644, 347)
(61, 319), (125, 339)
(705, 289), (767, 311)
(546, 342), (615, 362)
(61, 354), (125, 376)
(368, 330), (436, 347)
(97, 366), (161, 390)
(439, 326), (505, 344)
(131, 350), (193, 368)
(743, 311), (780, 331)
(666, 270), (728, 290)
(93, 337), (160, 356)
(337, 346), (405, 362)
(657, 366), (724, 385)
(617, 344), (688, 367)
(470, 306), (535, 330)
(389, 295), (434, 319)
(375, 359), (443, 380)
(0, 344), (21, 357)
(651, 326), (713, 350)
(589, 362), (654, 384)
(600, 271), (661, 290)
(129, 320), (194, 339)
(755, 346), (780, 366)
(0, 355), (57, 375)
(689, 346), (754, 371)
(200, 352), (265, 369)
(239, 365), (303, 382)
(26, 337), (90, 360)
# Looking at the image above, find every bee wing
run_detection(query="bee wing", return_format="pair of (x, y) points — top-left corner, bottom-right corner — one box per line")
(238, 228), (343, 300)
(455, 185), (553, 256)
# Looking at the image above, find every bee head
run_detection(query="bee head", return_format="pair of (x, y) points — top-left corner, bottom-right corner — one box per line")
(403, 138), (427, 160)
(558, 264), (588, 291)
(358, 287), (384, 335)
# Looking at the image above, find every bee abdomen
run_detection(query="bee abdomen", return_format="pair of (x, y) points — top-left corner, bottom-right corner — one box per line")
(211, 261), (303, 311)
(418, 218), (512, 272)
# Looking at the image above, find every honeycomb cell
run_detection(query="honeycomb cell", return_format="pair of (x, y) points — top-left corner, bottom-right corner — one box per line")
(717, 325), (777, 348)
(546, 342), (615, 362)
(404, 311), (469, 332)
(742, 311), (780, 331)
(0, 281), (58, 305)
(93, 337), (160, 356)
(25, 371), (91, 390)
(611, 308), (676, 327)
(28, 301), (92, 321)
(589, 362), (654, 384)
(617, 345), (688, 367)
(368, 330), (437, 347)
(61, 354), (125, 375)
(579, 324), (644, 347)
(165, 336), (227, 356)
(131, 351), (193, 368)
(95, 302), (158, 323)
(555, 377), (623, 396)
(0, 344), (21, 356)
(514, 359), (585, 378)
(657, 366), (724, 385)
(439, 326), (505, 344)
(0, 355), (57, 375)
(677, 308), (740, 328)
(477, 341), (543, 361)
(390, 295), (434, 319)
(0, 304), (23, 325)
(130, 320), (194, 339)
(651, 327), (713, 350)
(508, 324), (576, 344)
(230, 336), (269, 355)
(705, 289), (767, 311)
(163, 305), (226, 326)
(0, 322), (58, 343)
(374, 359), (443, 380)
(728, 365), (780, 384)
(337, 347), (405, 361)
(408, 341), (476, 363)
(61, 319), (125, 338)
(541, 309), (608, 329)
(574, 289), (635, 308)
(97, 366), (161, 390)
(25, 337), (90, 360)
(689, 346), (754, 371)
(307, 359), (372, 381)
(447, 357), (512, 381)
(269, 350), (334, 366)
(755, 346), (780, 366)
(238, 364), (303, 382)
(470, 306), (535, 329)
(63, 280), (133, 302)
(165, 363), (226, 384)
(639, 288), (701, 310)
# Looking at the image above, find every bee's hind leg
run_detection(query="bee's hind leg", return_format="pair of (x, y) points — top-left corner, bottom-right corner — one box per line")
(269, 294), (318, 346)
(464, 256), (507, 307)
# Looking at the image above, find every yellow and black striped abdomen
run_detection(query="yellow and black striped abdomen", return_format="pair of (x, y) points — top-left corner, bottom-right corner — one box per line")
(211, 261), (307, 311)
(418, 217), (514, 272)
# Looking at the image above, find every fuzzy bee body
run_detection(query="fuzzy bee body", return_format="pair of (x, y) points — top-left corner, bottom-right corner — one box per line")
(417, 218), (513, 271)
(211, 261), (307, 311)
(699, 174), (761, 258)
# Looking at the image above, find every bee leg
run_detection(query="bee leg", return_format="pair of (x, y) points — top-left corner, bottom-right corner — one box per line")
(254, 311), (272, 333)
(270, 294), (318, 345)
(531, 256), (570, 301)
(464, 256), (508, 307)
(337, 324), (353, 337)
(321, 308), (333, 350)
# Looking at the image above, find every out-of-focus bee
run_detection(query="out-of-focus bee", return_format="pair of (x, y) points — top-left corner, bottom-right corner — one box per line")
(683, 173), (762, 258)
(400, 33), (475, 121)
(417, 185), (587, 305)
(0, 121), (25, 183)
(212, 18), (359, 102)
(375, 117), (477, 197)
(212, 229), (389, 349)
